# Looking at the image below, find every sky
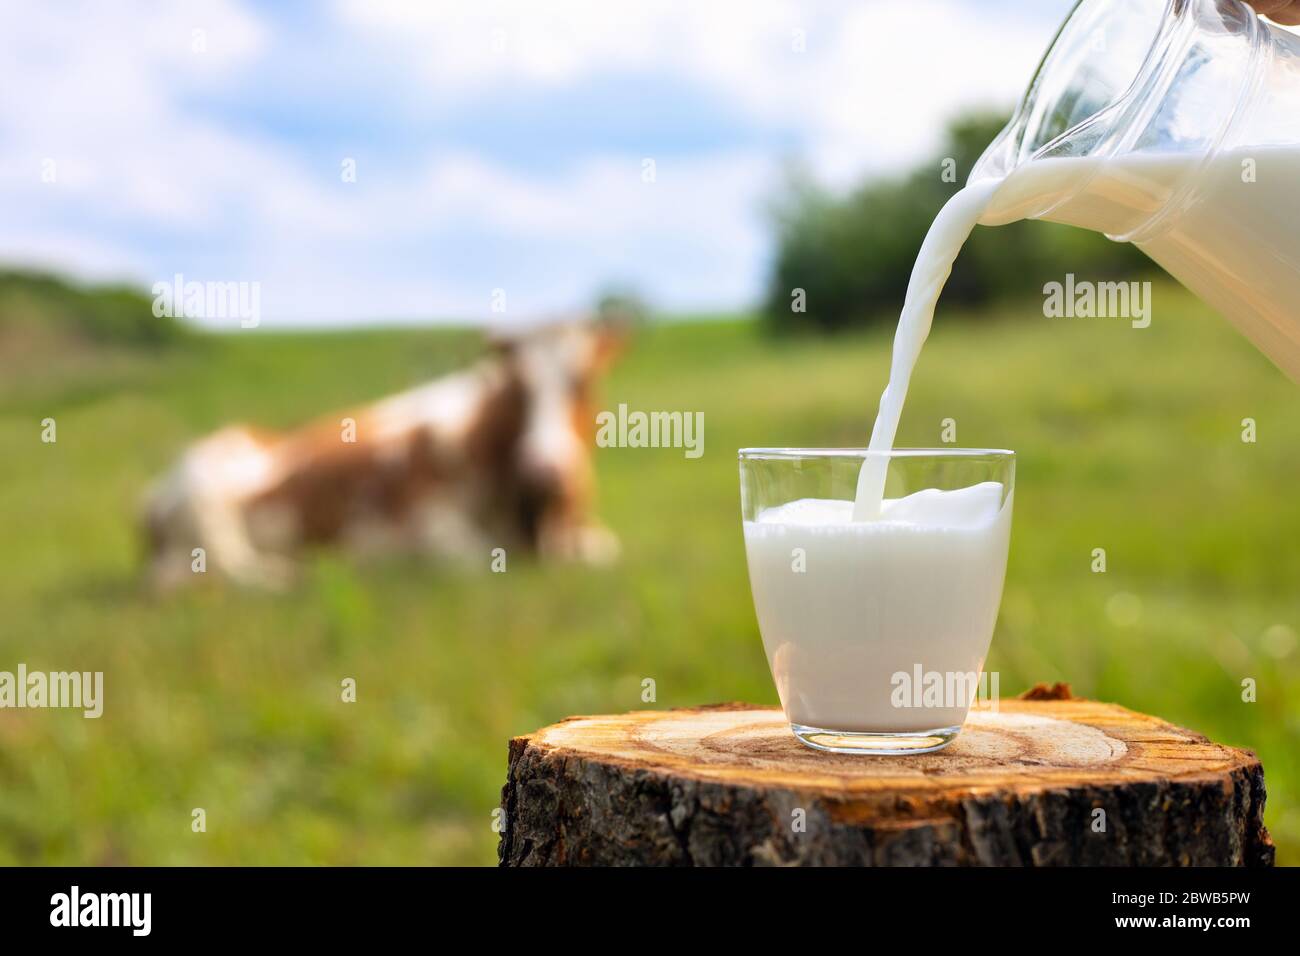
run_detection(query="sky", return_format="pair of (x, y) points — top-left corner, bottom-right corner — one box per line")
(0, 0), (1077, 328)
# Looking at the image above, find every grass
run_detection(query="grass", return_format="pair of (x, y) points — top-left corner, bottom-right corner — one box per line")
(1, 280), (1297, 865)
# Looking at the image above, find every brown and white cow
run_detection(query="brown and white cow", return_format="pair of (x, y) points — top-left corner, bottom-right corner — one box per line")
(142, 317), (626, 589)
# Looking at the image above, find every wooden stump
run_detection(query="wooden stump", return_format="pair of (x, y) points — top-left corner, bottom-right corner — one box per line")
(498, 697), (1273, 866)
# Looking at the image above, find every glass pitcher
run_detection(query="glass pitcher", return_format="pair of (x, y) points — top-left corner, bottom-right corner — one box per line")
(972, 0), (1300, 381)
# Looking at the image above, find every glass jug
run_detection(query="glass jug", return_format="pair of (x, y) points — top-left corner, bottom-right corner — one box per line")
(972, 0), (1300, 381)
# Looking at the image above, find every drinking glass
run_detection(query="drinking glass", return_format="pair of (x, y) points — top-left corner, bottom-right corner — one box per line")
(739, 448), (1015, 754)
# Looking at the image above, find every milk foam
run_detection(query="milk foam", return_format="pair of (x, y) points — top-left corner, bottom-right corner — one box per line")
(761, 481), (1004, 530)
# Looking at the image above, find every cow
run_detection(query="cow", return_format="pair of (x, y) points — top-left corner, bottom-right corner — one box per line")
(141, 316), (626, 589)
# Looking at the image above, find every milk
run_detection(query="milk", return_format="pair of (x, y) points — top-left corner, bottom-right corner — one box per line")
(744, 482), (1011, 733)
(985, 146), (1300, 382)
(851, 180), (1002, 519)
(854, 144), (1300, 519)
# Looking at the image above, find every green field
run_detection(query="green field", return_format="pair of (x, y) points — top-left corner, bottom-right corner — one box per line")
(1, 280), (1297, 865)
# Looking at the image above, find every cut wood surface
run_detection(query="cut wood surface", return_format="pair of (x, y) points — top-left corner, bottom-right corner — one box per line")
(498, 696), (1273, 866)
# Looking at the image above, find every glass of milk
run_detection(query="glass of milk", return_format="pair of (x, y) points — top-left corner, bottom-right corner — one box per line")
(739, 448), (1014, 755)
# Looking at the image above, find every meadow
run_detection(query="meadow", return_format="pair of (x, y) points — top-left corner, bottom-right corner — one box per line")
(0, 280), (1296, 865)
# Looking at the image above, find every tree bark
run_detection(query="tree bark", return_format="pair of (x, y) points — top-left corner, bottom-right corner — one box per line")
(498, 696), (1273, 866)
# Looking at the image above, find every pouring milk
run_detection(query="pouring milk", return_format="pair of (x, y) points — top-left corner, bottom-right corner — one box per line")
(851, 178), (1002, 519)
(853, 144), (1300, 519)
(853, 0), (1300, 516)
(744, 142), (1300, 742)
(745, 0), (1300, 749)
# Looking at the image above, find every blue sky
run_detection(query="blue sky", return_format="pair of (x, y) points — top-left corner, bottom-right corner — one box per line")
(1, 0), (1075, 327)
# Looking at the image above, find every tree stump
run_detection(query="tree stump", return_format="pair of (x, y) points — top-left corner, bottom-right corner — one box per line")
(498, 697), (1273, 866)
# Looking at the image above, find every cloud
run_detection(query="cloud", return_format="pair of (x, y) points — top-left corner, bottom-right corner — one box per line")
(419, 149), (775, 316)
(336, 0), (1065, 184)
(0, 0), (1072, 325)
(0, 0), (274, 265)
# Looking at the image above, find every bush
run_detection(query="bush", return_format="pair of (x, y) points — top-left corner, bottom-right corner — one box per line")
(0, 269), (187, 348)
(764, 112), (1151, 333)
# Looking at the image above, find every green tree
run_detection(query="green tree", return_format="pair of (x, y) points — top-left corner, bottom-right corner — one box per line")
(765, 112), (1150, 333)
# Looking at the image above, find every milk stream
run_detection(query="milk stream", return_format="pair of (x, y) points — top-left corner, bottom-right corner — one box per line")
(852, 145), (1300, 519)
(851, 178), (1002, 519)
